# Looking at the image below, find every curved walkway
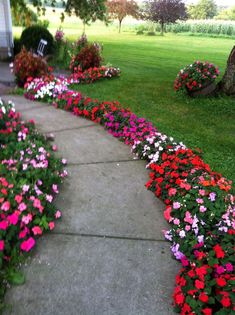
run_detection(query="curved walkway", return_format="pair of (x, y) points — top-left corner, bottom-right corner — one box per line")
(2, 95), (178, 315)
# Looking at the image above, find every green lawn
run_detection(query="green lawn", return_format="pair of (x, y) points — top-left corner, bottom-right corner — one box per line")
(14, 22), (235, 182)
(70, 32), (235, 183)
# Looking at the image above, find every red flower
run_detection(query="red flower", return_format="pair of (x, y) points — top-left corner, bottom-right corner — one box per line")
(174, 292), (185, 305)
(213, 244), (225, 258)
(216, 277), (227, 287)
(202, 308), (212, 315)
(195, 279), (204, 289)
(221, 296), (231, 307)
(199, 292), (208, 303)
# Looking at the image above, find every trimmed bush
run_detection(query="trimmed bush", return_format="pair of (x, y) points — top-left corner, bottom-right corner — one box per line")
(20, 25), (55, 55)
(13, 38), (21, 56)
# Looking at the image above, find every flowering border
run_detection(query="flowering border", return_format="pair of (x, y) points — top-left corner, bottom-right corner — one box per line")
(24, 78), (234, 314)
(0, 98), (67, 304)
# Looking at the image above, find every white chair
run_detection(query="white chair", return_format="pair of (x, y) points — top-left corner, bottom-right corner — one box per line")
(37, 39), (48, 57)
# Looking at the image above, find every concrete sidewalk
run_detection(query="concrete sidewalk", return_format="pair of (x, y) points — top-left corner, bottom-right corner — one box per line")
(1, 95), (179, 315)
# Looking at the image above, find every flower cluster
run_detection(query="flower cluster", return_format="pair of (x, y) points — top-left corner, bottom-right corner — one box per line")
(0, 98), (66, 302)
(13, 47), (53, 87)
(174, 61), (220, 92)
(24, 68), (120, 100)
(23, 77), (234, 314)
(55, 28), (64, 42)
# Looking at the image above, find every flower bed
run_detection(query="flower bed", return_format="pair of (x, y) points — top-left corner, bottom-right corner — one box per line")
(24, 78), (235, 314)
(0, 98), (67, 304)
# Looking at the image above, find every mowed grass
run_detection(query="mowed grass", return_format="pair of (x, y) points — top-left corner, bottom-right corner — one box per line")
(70, 32), (235, 182)
(14, 21), (235, 182)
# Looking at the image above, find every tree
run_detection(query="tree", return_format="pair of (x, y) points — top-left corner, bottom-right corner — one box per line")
(217, 46), (235, 95)
(187, 0), (217, 20)
(144, 0), (187, 35)
(10, 0), (107, 30)
(64, 0), (107, 31)
(215, 6), (235, 20)
(107, 0), (139, 33)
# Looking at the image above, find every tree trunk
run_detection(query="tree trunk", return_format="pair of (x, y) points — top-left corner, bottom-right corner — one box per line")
(83, 21), (86, 34)
(217, 46), (235, 96)
(118, 19), (122, 33)
(160, 22), (164, 35)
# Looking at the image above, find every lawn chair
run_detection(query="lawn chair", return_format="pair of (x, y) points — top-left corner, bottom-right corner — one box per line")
(37, 39), (48, 57)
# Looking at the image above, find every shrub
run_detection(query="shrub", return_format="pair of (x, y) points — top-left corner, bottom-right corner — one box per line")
(13, 47), (52, 87)
(13, 38), (22, 56)
(147, 31), (156, 36)
(70, 43), (103, 72)
(20, 25), (55, 55)
(136, 30), (144, 35)
(174, 61), (220, 92)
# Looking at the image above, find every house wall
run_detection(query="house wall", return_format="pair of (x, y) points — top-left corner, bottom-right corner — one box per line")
(0, 0), (13, 58)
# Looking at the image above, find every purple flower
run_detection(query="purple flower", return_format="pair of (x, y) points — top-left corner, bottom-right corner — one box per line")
(209, 192), (216, 201)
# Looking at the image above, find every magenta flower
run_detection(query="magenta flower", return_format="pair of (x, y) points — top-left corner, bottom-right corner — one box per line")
(0, 240), (5, 251)
(20, 237), (35, 252)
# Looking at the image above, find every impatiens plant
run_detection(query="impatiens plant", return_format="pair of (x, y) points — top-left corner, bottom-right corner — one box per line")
(13, 47), (53, 87)
(70, 43), (103, 72)
(174, 61), (220, 92)
(23, 75), (234, 314)
(0, 98), (67, 306)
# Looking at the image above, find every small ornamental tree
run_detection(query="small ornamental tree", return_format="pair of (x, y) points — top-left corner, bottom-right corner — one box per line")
(65, 0), (107, 32)
(144, 0), (187, 35)
(107, 0), (139, 33)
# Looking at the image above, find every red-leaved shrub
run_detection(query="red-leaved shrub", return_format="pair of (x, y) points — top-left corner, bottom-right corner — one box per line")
(70, 43), (102, 73)
(13, 47), (52, 87)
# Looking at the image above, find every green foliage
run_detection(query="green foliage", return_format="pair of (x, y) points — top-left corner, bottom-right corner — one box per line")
(64, 0), (107, 27)
(187, 0), (217, 20)
(215, 6), (235, 21)
(11, 6), (38, 27)
(165, 21), (235, 36)
(20, 25), (55, 55)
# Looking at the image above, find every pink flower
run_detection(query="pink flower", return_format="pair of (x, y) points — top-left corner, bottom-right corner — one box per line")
(1, 201), (10, 211)
(7, 213), (19, 225)
(20, 237), (35, 252)
(22, 213), (32, 225)
(52, 184), (59, 194)
(46, 194), (53, 203)
(55, 210), (61, 219)
(168, 188), (177, 196)
(32, 226), (43, 235)
(19, 227), (29, 239)
(15, 194), (23, 204)
(0, 220), (8, 230)
(173, 202), (181, 209)
(0, 240), (5, 251)
(18, 202), (27, 212)
(61, 158), (67, 165)
(52, 145), (57, 151)
(48, 221), (55, 230)
(199, 206), (207, 213)
(22, 184), (30, 193)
